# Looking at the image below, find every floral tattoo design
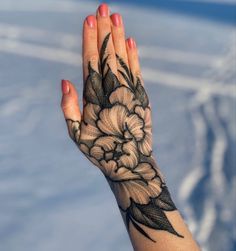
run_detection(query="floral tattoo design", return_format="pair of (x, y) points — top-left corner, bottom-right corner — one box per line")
(66, 33), (183, 241)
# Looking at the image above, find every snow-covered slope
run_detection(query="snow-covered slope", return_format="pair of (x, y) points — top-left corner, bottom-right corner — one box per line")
(0, 1), (235, 250)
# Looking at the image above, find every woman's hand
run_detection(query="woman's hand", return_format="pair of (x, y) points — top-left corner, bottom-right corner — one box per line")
(60, 4), (200, 251)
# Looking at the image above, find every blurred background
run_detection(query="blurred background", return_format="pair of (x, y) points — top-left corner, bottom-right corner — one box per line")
(0, 0), (235, 250)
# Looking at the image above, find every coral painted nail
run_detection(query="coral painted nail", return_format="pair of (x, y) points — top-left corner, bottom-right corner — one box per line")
(99, 3), (108, 17)
(127, 38), (136, 49)
(86, 15), (96, 28)
(111, 13), (122, 27)
(61, 80), (70, 94)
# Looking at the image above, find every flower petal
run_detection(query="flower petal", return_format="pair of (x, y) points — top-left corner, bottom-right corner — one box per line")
(99, 160), (117, 176)
(138, 132), (152, 156)
(115, 168), (141, 180)
(83, 103), (100, 126)
(135, 107), (152, 156)
(94, 136), (120, 151)
(119, 140), (138, 168)
(97, 104), (127, 137)
(87, 156), (100, 167)
(111, 178), (162, 210)
(79, 143), (89, 155)
(144, 107), (152, 130)
(134, 162), (156, 180)
(134, 105), (145, 119)
(109, 86), (136, 111)
(145, 179), (162, 199)
(80, 121), (101, 142)
(90, 145), (104, 160)
(100, 160), (141, 181)
(126, 114), (144, 141)
(66, 120), (80, 142)
(135, 106), (152, 129)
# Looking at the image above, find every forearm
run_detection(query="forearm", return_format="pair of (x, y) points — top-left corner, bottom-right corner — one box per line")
(105, 157), (200, 251)
(127, 209), (200, 251)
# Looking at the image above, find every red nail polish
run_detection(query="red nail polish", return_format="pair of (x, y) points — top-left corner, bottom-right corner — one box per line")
(86, 15), (96, 28)
(61, 80), (70, 94)
(111, 13), (122, 27)
(127, 38), (136, 49)
(99, 3), (108, 17)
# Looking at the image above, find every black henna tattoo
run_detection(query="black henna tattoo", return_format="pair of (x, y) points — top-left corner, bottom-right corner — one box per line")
(66, 33), (184, 241)
(66, 119), (81, 143)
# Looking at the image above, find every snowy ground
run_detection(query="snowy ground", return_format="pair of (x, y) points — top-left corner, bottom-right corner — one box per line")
(0, 0), (235, 250)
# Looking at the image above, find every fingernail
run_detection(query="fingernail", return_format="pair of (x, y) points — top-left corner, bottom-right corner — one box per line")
(127, 38), (136, 49)
(61, 80), (70, 94)
(111, 13), (122, 27)
(99, 3), (108, 17)
(86, 15), (96, 28)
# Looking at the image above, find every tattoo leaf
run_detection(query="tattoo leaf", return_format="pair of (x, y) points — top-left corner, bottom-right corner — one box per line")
(65, 119), (80, 143)
(155, 186), (177, 211)
(84, 63), (104, 106)
(129, 200), (183, 238)
(130, 71), (134, 84)
(103, 65), (120, 97)
(116, 54), (131, 79)
(134, 79), (149, 108)
(101, 55), (109, 75)
(126, 212), (130, 230)
(116, 56), (149, 108)
(118, 69), (134, 89)
(100, 33), (111, 63)
(130, 217), (156, 242)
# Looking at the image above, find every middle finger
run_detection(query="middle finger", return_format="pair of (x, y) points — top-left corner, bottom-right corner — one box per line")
(96, 4), (117, 76)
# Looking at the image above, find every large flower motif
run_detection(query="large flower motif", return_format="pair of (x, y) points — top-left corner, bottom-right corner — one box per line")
(100, 160), (162, 210)
(79, 88), (152, 168)
(87, 104), (146, 168)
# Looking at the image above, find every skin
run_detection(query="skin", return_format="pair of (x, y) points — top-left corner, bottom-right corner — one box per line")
(60, 3), (201, 251)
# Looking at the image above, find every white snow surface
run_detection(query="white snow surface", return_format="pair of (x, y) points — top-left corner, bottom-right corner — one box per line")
(0, 1), (235, 251)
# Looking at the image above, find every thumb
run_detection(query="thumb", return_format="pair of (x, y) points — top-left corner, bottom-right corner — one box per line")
(61, 79), (81, 143)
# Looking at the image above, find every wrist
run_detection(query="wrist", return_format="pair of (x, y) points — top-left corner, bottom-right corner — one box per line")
(99, 156), (182, 240)
(99, 155), (167, 209)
